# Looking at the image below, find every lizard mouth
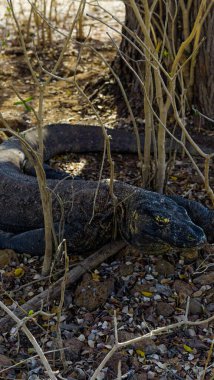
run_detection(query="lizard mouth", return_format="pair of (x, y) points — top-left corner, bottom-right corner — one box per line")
(132, 230), (206, 249)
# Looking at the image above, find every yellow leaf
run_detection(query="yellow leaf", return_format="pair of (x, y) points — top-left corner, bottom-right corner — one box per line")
(163, 49), (169, 57)
(14, 267), (25, 277)
(136, 349), (145, 357)
(92, 272), (100, 282)
(28, 348), (35, 355)
(170, 176), (177, 181)
(141, 291), (153, 297)
(183, 344), (193, 353)
(179, 274), (187, 280)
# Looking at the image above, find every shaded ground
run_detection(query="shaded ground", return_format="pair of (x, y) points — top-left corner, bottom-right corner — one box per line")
(0, 1), (213, 379)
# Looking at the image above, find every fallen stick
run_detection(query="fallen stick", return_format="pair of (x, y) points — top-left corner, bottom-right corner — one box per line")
(0, 301), (58, 380)
(0, 241), (126, 332)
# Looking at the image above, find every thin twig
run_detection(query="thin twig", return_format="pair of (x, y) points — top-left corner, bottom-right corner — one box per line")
(0, 301), (58, 380)
(91, 314), (214, 380)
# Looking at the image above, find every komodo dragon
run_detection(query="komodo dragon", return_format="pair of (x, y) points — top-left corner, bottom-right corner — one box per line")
(0, 123), (213, 256)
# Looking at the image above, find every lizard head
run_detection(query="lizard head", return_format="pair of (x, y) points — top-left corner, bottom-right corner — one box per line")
(117, 190), (206, 249)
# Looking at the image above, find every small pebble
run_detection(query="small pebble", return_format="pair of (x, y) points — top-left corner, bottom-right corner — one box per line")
(145, 274), (155, 281)
(143, 297), (151, 302)
(91, 329), (97, 334)
(33, 274), (41, 280)
(88, 339), (95, 348)
(188, 354), (194, 360)
(150, 354), (159, 360)
(156, 361), (167, 369)
(158, 344), (167, 355)
(187, 328), (196, 337)
(88, 333), (95, 340)
(148, 371), (156, 379)
(154, 294), (161, 301)
(189, 299), (203, 315)
(156, 302), (174, 317)
(141, 322), (147, 329)
(156, 283), (172, 297)
(97, 343), (105, 349)
(102, 321), (108, 329)
(193, 290), (202, 297)
(122, 296), (129, 302)
(77, 318), (84, 324)
(185, 365), (190, 371)
(122, 306), (129, 314)
(96, 372), (105, 380)
(45, 341), (53, 348)
(77, 334), (85, 342)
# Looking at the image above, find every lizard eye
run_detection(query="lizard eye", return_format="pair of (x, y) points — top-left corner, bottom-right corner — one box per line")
(154, 215), (170, 226)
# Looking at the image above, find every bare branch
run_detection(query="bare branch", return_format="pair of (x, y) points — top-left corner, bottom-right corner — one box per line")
(0, 301), (58, 380)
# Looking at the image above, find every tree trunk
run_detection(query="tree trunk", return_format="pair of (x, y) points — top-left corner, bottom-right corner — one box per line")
(115, 1), (214, 124)
(191, 1), (214, 127)
(113, 0), (145, 116)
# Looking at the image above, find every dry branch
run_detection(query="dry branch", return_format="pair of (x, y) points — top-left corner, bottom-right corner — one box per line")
(91, 312), (214, 380)
(0, 241), (126, 333)
(7, 0), (88, 276)
(0, 302), (58, 380)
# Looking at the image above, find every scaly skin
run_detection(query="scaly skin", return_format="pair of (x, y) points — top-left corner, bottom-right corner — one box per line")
(0, 123), (212, 256)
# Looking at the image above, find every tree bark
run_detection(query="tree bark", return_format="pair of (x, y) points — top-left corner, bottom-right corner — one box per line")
(191, 1), (214, 127)
(115, 1), (214, 125)
(113, 0), (145, 116)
